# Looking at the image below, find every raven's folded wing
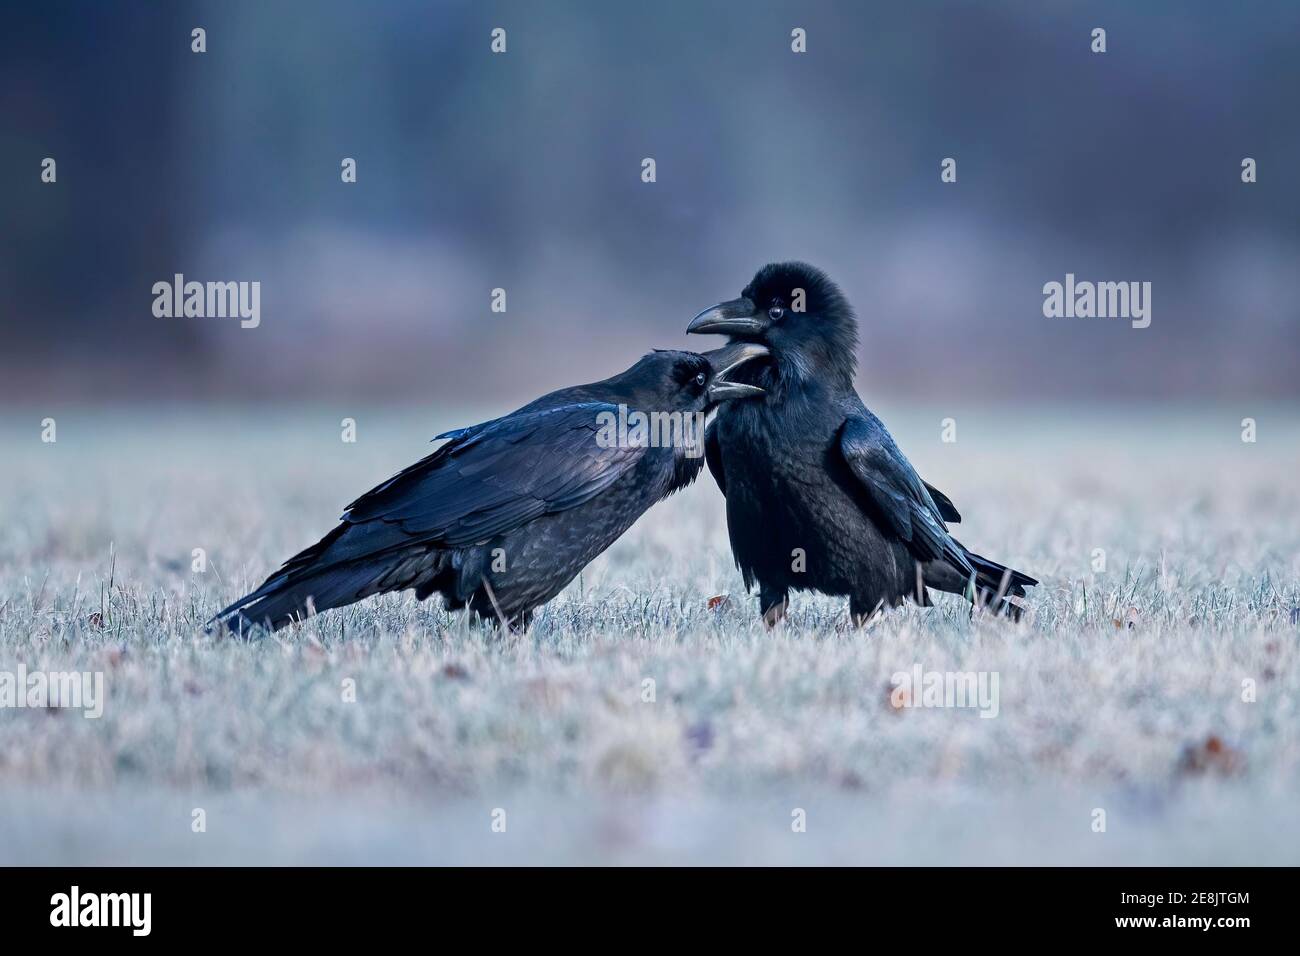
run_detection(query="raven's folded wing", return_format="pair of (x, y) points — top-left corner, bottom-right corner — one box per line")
(922, 480), (960, 523)
(703, 418), (726, 495)
(342, 402), (647, 547)
(210, 402), (648, 630)
(839, 416), (974, 578)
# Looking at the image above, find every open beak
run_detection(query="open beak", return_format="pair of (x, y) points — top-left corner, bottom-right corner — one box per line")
(687, 296), (768, 337)
(704, 341), (769, 403)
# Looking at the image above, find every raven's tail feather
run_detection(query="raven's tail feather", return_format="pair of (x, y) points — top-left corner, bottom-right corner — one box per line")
(923, 542), (1037, 620)
(207, 524), (452, 635)
(963, 547), (1038, 620)
(210, 562), (385, 634)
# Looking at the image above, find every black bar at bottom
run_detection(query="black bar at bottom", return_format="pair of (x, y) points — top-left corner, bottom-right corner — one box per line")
(0, 866), (1278, 941)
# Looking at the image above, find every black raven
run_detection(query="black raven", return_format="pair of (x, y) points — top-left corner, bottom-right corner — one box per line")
(210, 343), (768, 634)
(687, 262), (1037, 625)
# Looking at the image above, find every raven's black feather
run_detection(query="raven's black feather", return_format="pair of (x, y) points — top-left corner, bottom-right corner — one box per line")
(691, 262), (1037, 622)
(210, 347), (765, 634)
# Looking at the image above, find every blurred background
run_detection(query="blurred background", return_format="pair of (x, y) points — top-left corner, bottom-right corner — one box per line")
(1, 0), (1297, 406)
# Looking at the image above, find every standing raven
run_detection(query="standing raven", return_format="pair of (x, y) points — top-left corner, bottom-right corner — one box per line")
(211, 343), (768, 633)
(687, 262), (1036, 625)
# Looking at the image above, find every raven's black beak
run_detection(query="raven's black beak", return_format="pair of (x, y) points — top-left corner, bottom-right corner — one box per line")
(704, 341), (769, 403)
(687, 296), (767, 338)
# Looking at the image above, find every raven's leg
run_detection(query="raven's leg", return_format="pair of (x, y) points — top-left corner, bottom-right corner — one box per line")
(469, 583), (532, 633)
(850, 595), (887, 629)
(760, 586), (788, 628)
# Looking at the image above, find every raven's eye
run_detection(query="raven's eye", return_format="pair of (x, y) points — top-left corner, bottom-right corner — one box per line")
(768, 303), (785, 321)
(694, 372), (707, 387)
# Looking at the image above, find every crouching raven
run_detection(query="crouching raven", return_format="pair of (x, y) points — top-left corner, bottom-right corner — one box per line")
(211, 343), (767, 633)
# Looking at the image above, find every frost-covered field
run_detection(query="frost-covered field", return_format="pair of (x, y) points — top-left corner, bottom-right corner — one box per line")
(1, 405), (1297, 864)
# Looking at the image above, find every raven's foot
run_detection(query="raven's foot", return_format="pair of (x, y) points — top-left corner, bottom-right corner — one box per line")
(850, 598), (886, 629)
(760, 590), (788, 629)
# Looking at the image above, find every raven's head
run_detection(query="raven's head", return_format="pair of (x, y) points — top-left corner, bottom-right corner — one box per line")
(686, 262), (858, 388)
(621, 343), (769, 414)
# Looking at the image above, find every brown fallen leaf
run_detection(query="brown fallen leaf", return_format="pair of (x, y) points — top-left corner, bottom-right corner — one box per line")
(706, 594), (729, 611)
(1178, 734), (1245, 778)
